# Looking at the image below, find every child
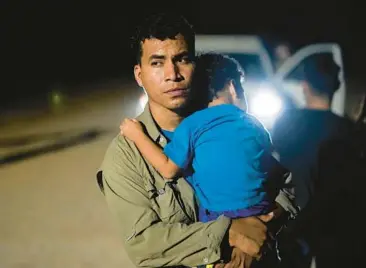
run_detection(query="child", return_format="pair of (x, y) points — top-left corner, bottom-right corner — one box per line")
(120, 53), (281, 223)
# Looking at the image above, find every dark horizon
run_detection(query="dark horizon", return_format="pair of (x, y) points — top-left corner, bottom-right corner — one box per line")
(1, 0), (365, 107)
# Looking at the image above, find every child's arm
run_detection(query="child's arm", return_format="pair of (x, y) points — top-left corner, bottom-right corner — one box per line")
(120, 118), (181, 180)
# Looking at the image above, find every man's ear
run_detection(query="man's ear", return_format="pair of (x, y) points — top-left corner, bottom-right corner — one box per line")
(134, 64), (143, 88)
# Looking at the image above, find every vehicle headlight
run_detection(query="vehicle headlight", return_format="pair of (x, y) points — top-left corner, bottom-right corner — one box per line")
(249, 90), (283, 119)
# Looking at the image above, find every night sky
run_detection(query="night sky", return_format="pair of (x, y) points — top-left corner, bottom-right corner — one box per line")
(1, 0), (364, 105)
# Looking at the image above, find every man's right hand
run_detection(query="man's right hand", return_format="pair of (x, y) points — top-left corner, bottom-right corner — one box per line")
(214, 247), (253, 268)
(228, 213), (274, 258)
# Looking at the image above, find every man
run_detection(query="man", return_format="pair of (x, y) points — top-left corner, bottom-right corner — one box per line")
(272, 54), (353, 210)
(271, 54), (354, 268)
(97, 12), (297, 268)
(304, 91), (366, 268)
(274, 42), (292, 71)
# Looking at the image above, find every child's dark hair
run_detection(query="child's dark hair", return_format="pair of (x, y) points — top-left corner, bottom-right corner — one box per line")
(131, 12), (195, 64)
(302, 54), (341, 100)
(191, 52), (245, 104)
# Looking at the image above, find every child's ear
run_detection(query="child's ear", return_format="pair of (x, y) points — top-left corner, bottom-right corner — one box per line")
(228, 80), (238, 100)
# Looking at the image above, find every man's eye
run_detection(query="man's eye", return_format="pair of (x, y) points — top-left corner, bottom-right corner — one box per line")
(179, 57), (191, 63)
(151, 61), (163, 66)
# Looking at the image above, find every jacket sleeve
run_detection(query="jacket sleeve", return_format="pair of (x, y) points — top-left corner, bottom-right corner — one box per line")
(271, 154), (299, 218)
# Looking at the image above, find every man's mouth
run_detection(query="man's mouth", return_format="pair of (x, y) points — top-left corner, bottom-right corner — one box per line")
(165, 88), (189, 97)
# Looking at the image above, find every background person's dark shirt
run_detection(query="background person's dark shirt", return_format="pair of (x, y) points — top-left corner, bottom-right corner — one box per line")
(271, 109), (353, 209)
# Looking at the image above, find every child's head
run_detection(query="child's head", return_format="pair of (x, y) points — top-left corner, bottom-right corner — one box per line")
(191, 52), (246, 109)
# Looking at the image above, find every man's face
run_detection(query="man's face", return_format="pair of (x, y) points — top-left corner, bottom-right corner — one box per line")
(134, 34), (195, 111)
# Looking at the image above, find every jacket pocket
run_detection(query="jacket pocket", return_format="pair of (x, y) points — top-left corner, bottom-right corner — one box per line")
(151, 182), (191, 224)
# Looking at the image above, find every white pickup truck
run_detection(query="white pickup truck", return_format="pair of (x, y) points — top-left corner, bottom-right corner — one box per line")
(195, 35), (346, 129)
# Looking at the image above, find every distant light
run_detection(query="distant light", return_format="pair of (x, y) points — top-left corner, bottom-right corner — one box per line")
(52, 91), (62, 105)
(250, 90), (283, 118)
(48, 89), (66, 113)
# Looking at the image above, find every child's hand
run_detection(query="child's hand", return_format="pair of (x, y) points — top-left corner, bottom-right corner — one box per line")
(120, 118), (144, 141)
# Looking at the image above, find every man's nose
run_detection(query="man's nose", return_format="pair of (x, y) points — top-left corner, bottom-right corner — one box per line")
(164, 61), (183, 82)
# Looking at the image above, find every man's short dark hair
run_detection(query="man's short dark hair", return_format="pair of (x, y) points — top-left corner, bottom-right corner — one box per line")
(191, 53), (245, 104)
(302, 54), (341, 100)
(131, 12), (195, 64)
